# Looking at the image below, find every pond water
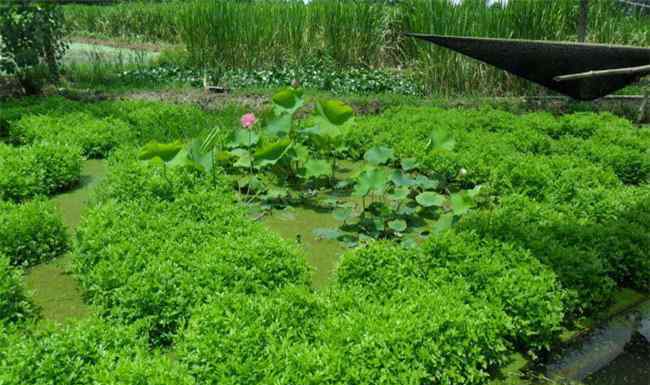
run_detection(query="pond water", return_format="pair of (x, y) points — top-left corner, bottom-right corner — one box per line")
(546, 300), (650, 385)
(263, 204), (345, 288)
(25, 160), (106, 324)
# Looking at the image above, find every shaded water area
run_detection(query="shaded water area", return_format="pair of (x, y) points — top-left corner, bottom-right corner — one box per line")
(261, 160), (363, 288)
(546, 300), (650, 385)
(24, 160), (106, 324)
(263, 205), (345, 288)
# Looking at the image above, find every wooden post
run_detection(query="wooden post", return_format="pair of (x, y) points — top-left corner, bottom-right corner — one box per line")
(638, 82), (649, 125)
(578, 0), (589, 42)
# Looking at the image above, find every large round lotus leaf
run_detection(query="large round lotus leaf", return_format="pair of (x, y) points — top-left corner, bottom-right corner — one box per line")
(303, 159), (332, 179)
(388, 219), (407, 233)
(319, 100), (353, 126)
(415, 191), (446, 207)
(138, 140), (184, 161)
(364, 146), (394, 165)
(272, 88), (300, 109)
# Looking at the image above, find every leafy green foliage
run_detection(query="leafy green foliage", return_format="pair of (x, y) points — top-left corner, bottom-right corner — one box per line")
(326, 138), (479, 244)
(75, 155), (309, 345)
(0, 255), (35, 325)
(318, 99), (354, 126)
(461, 191), (650, 314)
(0, 199), (69, 266)
(336, 233), (566, 353)
(12, 113), (135, 158)
(415, 191), (445, 207)
(0, 317), (193, 385)
(0, 143), (81, 202)
(302, 159), (331, 179)
(364, 145), (394, 165)
(177, 284), (511, 385)
(138, 140), (184, 162)
(0, 3), (67, 94)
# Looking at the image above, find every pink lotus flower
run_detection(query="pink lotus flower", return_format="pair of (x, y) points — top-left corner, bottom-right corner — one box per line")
(240, 113), (257, 129)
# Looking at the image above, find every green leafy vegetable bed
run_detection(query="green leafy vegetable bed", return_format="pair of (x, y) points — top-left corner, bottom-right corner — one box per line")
(1, 96), (648, 385)
(0, 142), (81, 202)
(0, 255), (35, 325)
(0, 200), (69, 266)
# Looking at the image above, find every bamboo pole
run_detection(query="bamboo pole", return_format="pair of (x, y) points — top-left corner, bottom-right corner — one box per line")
(553, 64), (650, 82)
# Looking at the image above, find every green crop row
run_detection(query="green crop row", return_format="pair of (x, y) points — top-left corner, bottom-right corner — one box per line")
(344, 107), (650, 192)
(0, 255), (35, 325)
(0, 200), (69, 266)
(12, 113), (134, 159)
(73, 150), (310, 345)
(336, 233), (565, 352)
(2, 97), (241, 151)
(0, 143), (82, 202)
(344, 106), (650, 314)
(462, 189), (650, 313)
(177, 283), (511, 385)
(0, 318), (193, 385)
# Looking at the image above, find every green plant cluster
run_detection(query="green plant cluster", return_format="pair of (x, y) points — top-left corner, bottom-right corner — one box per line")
(74, 151), (309, 345)
(336, 233), (565, 353)
(0, 142), (81, 201)
(177, 283), (510, 385)
(0, 255), (35, 325)
(221, 63), (422, 96)
(461, 189), (650, 314)
(0, 2), (67, 94)
(114, 62), (423, 96)
(0, 318), (194, 385)
(344, 106), (650, 315)
(12, 113), (134, 158)
(344, 107), (649, 192)
(2, 96), (243, 147)
(0, 199), (69, 267)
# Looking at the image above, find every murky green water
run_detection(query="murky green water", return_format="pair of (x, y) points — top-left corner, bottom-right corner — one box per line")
(263, 205), (345, 288)
(25, 160), (106, 324)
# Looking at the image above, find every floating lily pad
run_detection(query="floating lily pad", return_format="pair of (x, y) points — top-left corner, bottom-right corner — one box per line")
(313, 227), (344, 240)
(353, 168), (390, 197)
(415, 191), (446, 207)
(334, 207), (354, 222)
(415, 175), (439, 190)
(388, 219), (407, 233)
(303, 159), (332, 179)
(364, 146), (394, 166)
(401, 158), (419, 171)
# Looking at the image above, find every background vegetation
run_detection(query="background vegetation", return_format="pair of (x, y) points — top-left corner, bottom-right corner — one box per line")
(63, 0), (650, 96)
